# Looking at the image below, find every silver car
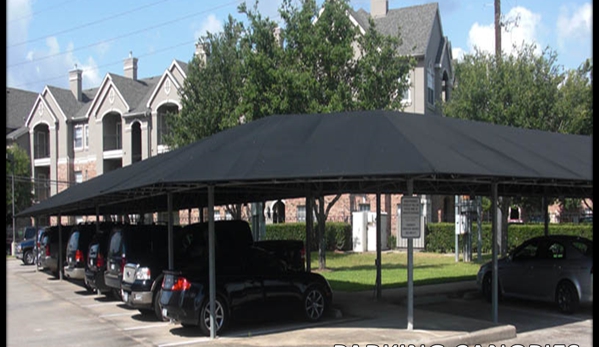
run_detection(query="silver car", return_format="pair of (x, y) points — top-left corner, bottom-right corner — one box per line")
(477, 235), (592, 313)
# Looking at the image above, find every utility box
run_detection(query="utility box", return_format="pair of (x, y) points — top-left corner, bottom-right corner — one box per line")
(352, 211), (388, 252)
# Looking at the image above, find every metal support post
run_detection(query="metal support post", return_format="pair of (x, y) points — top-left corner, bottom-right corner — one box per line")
(407, 179), (414, 331)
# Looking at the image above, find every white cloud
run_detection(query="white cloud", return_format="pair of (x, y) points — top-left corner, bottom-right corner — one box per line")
(452, 47), (465, 62)
(465, 6), (542, 57)
(195, 14), (223, 39)
(557, 3), (592, 48)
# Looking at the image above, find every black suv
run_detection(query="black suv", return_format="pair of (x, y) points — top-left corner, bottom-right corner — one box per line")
(41, 225), (73, 278)
(119, 224), (186, 320)
(104, 224), (183, 307)
(85, 225), (114, 295)
(63, 224), (97, 283)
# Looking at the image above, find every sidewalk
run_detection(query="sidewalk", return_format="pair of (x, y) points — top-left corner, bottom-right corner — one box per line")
(212, 280), (516, 347)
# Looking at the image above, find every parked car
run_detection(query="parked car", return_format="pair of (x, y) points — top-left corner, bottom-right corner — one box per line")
(63, 224), (97, 283)
(41, 225), (73, 278)
(160, 220), (332, 336)
(85, 225), (114, 295)
(37, 229), (50, 269)
(477, 235), (593, 314)
(120, 224), (184, 321)
(15, 227), (45, 265)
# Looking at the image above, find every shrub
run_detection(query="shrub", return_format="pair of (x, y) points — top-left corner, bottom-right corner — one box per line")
(264, 222), (352, 251)
(425, 222), (593, 253)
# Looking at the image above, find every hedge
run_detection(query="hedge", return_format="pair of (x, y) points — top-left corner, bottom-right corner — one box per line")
(264, 222), (352, 251)
(425, 222), (593, 254)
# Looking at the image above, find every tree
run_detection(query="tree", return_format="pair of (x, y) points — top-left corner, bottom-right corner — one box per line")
(6, 146), (33, 226)
(166, 0), (415, 270)
(442, 44), (592, 254)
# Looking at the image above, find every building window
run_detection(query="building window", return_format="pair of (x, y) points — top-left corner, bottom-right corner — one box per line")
(34, 130), (49, 159)
(84, 125), (89, 149)
(401, 75), (411, 104)
(35, 173), (49, 201)
(158, 114), (170, 146)
(359, 203), (370, 211)
(214, 210), (221, 221)
(74, 125), (83, 149)
(74, 171), (83, 184)
(427, 62), (435, 105)
(297, 205), (306, 222)
(116, 121), (122, 149)
(225, 211), (233, 220)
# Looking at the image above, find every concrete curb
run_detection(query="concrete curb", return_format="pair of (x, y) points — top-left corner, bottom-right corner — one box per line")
(427, 324), (517, 347)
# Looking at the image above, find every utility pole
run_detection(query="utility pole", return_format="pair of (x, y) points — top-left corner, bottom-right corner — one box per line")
(495, 0), (501, 59)
(7, 152), (16, 256)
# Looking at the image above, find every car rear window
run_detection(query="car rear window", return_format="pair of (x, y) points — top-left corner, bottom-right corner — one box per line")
(67, 231), (80, 251)
(108, 231), (123, 257)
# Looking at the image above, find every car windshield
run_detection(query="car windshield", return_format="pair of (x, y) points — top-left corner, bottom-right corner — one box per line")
(571, 239), (593, 257)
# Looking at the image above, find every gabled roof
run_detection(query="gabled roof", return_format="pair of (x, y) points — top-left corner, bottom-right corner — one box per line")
(174, 60), (189, 75)
(352, 2), (439, 57)
(109, 73), (160, 114)
(6, 87), (38, 130)
(46, 86), (84, 121)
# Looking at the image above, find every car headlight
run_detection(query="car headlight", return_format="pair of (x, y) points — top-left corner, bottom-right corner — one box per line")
(16, 245), (21, 252)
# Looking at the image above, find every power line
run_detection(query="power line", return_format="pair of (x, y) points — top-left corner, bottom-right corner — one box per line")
(9, 38), (198, 90)
(8, 0), (244, 68)
(7, 0), (78, 24)
(9, 0), (176, 48)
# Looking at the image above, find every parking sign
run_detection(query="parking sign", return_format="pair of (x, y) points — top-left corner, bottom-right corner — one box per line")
(401, 196), (420, 238)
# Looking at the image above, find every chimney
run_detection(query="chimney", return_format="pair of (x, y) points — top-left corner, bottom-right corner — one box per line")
(124, 51), (138, 80)
(371, 0), (388, 18)
(195, 42), (210, 64)
(69, 65), (82, 101)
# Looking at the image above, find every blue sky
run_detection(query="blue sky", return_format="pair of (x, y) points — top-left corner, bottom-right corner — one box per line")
(7, 0), (593, 94)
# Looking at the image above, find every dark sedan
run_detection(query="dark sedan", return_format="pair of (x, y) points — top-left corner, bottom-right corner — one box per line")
(477, 234), (593, 313)
(160, 245), (332, 336)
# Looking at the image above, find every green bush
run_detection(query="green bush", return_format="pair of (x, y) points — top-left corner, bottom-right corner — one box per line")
(425, 222), (593, 254)
(264, 222), (352, 251)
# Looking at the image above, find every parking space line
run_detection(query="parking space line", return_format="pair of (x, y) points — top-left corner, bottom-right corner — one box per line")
(99, 312), (133, 318)
(84, 302), (121, 308)
(158, 338), (213, 346)
(123, 322), (171, 331)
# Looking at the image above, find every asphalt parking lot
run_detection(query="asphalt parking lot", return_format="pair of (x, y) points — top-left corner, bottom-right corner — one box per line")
(6, 258), (593, 347)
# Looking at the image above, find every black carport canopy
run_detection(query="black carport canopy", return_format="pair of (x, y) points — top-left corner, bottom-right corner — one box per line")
(18, 110), (593, 217)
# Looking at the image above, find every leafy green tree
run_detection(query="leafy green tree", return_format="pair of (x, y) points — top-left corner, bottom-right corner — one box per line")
(166, 0), (415, 269)
(443, 44), (592, 253)
(164, 15), (246, 148)
(6, 146), (33, 226)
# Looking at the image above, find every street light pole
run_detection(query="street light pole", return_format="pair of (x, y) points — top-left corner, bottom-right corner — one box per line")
(8, 153), (16, 255)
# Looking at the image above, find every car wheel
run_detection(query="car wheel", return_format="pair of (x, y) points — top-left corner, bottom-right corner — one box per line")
(303, 286), (326, 322)
(24, 250), (34, 265)
(112, 288), (122, 301)
(198, 296), (228, 336)
(154, 289), (168, 322)
(556, 281), (579, 314)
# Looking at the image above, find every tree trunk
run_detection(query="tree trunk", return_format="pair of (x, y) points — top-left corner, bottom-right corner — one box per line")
(225, 204), (243, 220)
(312, 194), (342, 270)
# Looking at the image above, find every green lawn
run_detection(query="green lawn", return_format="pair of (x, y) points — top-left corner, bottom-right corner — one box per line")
(309, 251), (491, 292)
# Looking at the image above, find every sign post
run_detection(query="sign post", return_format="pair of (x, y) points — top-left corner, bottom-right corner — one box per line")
(401, 184), (420, 331)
